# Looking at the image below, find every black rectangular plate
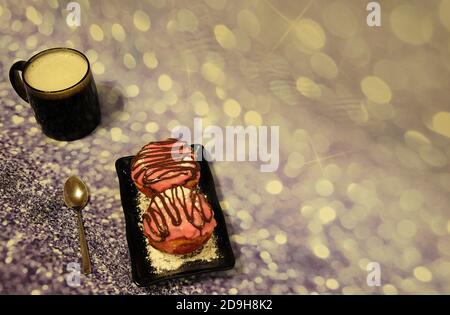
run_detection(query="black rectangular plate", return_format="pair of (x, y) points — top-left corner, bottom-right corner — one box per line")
(115, 145), (235, 286)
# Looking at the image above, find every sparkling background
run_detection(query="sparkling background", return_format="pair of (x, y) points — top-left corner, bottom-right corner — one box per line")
(1, 0), (450, 294)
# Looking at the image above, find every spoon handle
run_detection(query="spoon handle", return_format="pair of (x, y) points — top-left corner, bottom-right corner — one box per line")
(77, 210), (92, 275)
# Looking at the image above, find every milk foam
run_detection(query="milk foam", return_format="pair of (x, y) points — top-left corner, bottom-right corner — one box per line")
(24, 50), (88, 92)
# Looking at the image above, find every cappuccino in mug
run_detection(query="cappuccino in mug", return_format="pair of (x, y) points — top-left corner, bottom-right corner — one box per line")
(9, 48), (101, 141)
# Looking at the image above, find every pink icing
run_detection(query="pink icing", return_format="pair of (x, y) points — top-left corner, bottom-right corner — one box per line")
(142, 186), (217, 242)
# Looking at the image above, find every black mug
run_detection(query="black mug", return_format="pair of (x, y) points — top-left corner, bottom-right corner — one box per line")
(9, 47), (101, 141)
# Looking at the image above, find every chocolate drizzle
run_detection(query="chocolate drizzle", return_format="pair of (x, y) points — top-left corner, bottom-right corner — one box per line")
(142, 187), (214, 242)
(131, 138), (200, 194)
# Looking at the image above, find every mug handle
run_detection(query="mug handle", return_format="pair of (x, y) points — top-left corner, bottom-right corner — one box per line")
(9, 61), (28, 102)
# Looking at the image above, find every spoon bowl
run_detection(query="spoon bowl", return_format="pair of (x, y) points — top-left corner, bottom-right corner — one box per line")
(64, 176), (89, 210)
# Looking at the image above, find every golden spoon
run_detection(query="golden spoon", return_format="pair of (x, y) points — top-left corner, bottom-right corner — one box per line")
(63, 176), (92, 275)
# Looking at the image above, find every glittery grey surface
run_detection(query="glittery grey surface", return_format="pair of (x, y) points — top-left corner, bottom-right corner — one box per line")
(1, 0), (450, 294)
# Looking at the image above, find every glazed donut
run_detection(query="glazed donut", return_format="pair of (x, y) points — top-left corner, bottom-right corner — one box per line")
(142, 186), (217, 255)
(131, 138), (200, 196)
